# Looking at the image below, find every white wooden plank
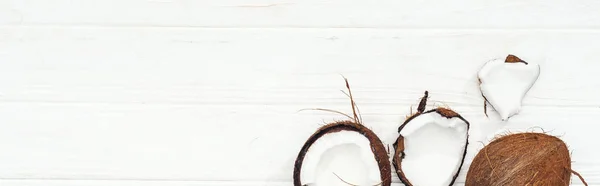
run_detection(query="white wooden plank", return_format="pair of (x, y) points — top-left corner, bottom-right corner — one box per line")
(1, 27), (599, 184)
(0, 180), (594, 186)
(0, 180), (293, 186)
(1, 0), (600, 28)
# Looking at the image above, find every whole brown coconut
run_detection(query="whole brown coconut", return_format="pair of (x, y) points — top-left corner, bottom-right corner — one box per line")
(466, 132), (587, 186)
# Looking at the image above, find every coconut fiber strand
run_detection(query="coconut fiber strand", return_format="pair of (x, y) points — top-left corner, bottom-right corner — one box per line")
(466, 132), (587, 186)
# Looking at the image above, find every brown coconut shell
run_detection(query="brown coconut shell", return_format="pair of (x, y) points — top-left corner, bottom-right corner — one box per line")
(293, 120), (392, 186)
(505, 54), (528, 64)
(466, 132), (587, 186)
(392, 91), (471, 186)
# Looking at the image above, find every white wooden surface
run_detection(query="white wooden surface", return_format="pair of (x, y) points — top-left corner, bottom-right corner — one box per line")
(0, 0), (599, 185)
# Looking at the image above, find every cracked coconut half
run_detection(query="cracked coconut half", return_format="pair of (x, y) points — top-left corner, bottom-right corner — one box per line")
(393, 91), (470, 186)
(293, 78), (391, 186)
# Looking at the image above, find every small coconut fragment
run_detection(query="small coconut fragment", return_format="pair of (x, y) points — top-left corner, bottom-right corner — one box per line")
(293, 78), (391, 186)
(478, 54), (540, 120)
(393, 91), (470, 186)
(466, 132), (587, 186)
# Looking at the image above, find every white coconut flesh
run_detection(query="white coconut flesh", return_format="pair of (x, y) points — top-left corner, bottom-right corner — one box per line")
(478, 58), (540, 120)
(300, 130), (382, 186)
(400, 112), (468, 186)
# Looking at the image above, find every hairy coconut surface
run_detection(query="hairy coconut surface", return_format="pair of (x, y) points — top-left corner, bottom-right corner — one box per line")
(465, 132), (585, 186)
(293, 121), (391, 186)
(393, 91), (470, 186)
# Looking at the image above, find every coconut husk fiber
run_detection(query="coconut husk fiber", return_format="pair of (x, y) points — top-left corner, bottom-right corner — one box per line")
(293, 77), (392, 186)
(466, 132), (587, 186)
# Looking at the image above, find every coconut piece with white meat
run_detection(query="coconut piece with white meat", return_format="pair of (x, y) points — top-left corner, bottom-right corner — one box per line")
(393, 91), (470, 186)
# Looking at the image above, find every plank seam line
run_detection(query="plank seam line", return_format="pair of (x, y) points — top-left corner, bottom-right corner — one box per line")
(3, 24), (600, 32)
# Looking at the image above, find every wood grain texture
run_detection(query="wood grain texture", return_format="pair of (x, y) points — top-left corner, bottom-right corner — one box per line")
(1, 0), (600, 28)
(0, 180), (592, 186)
(0, 27), (597, 185)
(2, 0), (600, 184)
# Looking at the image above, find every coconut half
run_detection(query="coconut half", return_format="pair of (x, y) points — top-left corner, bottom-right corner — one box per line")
(393, 91), (470, 186)
(293, 78), (391, 186)
(293, 121), (391, 186)
(466, 132), (587, 186)
(478, 54), (540, 120)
